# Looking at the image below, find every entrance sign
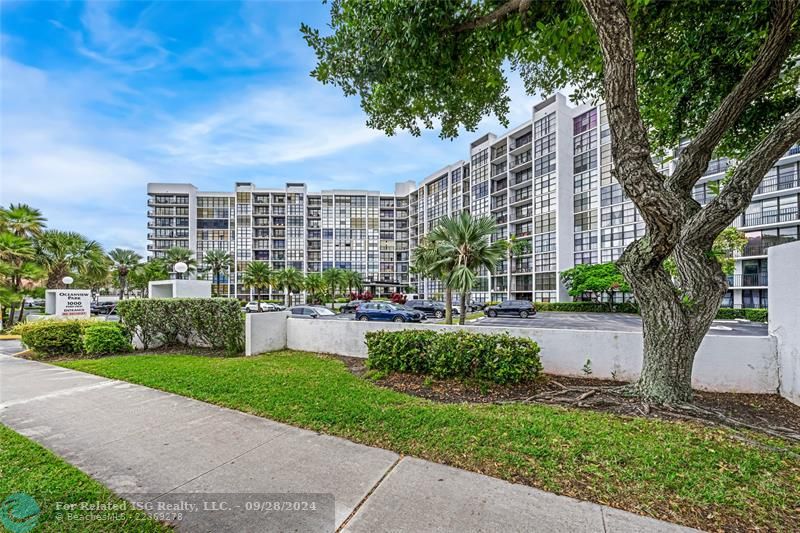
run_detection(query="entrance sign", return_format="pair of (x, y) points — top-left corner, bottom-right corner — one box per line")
(45, 290), (91, 317)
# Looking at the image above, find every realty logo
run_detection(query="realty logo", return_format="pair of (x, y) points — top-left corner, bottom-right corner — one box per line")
(0, 493), (40, 533)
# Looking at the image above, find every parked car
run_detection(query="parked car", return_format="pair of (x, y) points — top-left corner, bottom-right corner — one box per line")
(355, 302), (425, 322)
(483, 300), (537, 318)
(340, 300), (365, 314)
(243, 301), (282, 312)
(289, 306), (337, 319)
(91, 302), (117, 315)
(405, 299), (459, 319)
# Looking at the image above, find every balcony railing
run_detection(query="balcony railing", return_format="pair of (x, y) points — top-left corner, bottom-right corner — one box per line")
(511, 174), (532, 186)
(735, 238), (797, 257)
(755, 173), (799, 195)
(727, 273), (768, 287)
(738, 207), (799, 227)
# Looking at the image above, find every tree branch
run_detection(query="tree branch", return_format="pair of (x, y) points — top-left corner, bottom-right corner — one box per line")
(668, 0), (800, 194)
(684, 104), (800, 245)
(582, 0), (684, 260)
(454, 0), (532, 33)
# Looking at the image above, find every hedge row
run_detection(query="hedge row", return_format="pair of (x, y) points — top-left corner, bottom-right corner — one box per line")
(365, 329), (542, 384)
(716, 308), (768, 322)
(12, 320), (132, 358)
(115, 298), (244, 355)
(534, 301), (640, 314)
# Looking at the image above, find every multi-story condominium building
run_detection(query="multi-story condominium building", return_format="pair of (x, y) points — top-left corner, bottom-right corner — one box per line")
(147, 93), (799, 307)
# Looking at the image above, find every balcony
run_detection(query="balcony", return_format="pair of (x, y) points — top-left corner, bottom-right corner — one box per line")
(728, 273), (768, 287)
(737, 207), (799, 228)
(510, 173), (532, 187)
(735, 239), (797, 257)
(754, 173), (799, 195)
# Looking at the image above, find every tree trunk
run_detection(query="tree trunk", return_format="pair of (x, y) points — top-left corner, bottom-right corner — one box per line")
(286, 290), (291, 308)
(458, 291), (467, 325)
(444, 286), (453, 324)
(619, 242), (727, 403)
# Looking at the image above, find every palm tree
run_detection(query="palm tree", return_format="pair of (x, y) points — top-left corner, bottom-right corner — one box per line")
(304, 272), (326, 304)
(201, 250), (232, 296)
(0, 232), (38, 327)
(343, 270), (364, 296)
(240, 261), (273, 311)
(321, 267), (345, 309)
(275, 267), (305, 307)
(499, 235), (531, 301)
(411, 236), (456, 324)
(34, 230), (105, 289)
(108, 248), (142, 299)
(129, 259), (169, 297)
(163, 247), (197, 279)
(429, 212), (504, 325)
(0, 204), (46, 239)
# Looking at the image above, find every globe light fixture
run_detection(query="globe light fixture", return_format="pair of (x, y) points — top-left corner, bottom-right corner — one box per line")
(173, 262), (188, 279)
(62, 276), (74, 286)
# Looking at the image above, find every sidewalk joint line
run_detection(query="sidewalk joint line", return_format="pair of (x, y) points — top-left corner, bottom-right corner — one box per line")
(336, 455), (404, 532)
(145, 428), (294, 503)
(601, 506), (608, 533)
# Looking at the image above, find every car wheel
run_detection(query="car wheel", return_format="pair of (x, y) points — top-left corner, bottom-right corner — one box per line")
(358, 315), (370, 321)
(519, 310), (529, 318)
(393, 316), (405, 323)
(434, 310), (444, 319)
(488, 310), (497, 318)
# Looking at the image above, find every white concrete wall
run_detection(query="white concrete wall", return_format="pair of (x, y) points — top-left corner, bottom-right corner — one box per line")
(148, 280), (211, 299)
(282, 319), (778, 394)
(246, 312), (289, 356)
(769, 241), (800, 406)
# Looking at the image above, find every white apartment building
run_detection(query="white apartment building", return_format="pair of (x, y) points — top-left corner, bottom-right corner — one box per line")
(147, 93), (800, 307)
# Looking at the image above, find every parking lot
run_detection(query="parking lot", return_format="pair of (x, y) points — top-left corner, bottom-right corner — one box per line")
(467, 312), (768, 337)
(323, 310), (768, 337)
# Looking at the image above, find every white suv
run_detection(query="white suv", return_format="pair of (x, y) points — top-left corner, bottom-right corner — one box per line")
(244, 302), (280, 312)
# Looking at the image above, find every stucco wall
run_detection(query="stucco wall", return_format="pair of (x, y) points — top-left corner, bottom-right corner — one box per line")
(282, 319), (778, 394)
(246, 312), (289, 356)
(769, 241), (800, 406)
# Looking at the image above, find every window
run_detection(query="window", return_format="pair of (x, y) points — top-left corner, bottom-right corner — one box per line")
(573, 151), (597, 174)
(534, 133), (555, 158)
(534, 212), (556, 233)
(534, 113), (555, 138)
(535, 252), (556, 272)
(534, 153), (556, 176)
(536, 272), (557, 290)
(574, 170), (597, 193)
(573, 130), (596, 154)
(600, 184), (626, 206)
(574, 231), (598, 252)
(574, 251), (598, 265)
(573, 191), (597, 213)
(574, 211), (597, 232)
(573, 109), (597, 135)
(534, 232), (556, 253)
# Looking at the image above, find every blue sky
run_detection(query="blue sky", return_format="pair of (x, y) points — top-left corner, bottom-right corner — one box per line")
(1, 0), (541, 254)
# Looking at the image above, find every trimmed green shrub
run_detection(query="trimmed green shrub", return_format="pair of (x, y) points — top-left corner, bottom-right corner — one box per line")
(116, 298), (245, 355)
(12, 320), (92, 356)
(83, 323), (133, 356)
(533, 301), (640, 314)
(365, 329), (542, 384)
(715, 308), (768, 322)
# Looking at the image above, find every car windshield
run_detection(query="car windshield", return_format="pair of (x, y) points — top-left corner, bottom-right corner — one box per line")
(385, 303), (411, 311)
(313, 307), (336, 316)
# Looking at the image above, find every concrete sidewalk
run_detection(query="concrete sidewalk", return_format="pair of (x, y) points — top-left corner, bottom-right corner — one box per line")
(0, 353), (696, 532)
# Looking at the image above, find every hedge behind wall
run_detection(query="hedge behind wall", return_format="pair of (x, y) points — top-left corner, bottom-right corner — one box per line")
(116, 298), (245, 355)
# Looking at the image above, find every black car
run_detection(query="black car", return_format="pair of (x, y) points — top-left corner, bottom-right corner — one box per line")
(340, 300), (365, 314)
(484, 300), (537, 318)
(91, 302), (117, 315)
(405, 299), (459, 319)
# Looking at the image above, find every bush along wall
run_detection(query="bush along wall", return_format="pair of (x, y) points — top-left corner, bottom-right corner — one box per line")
(533, 301), (766, 322)
(365, 329), (542, 384)
(715, 308), (768, 322)
(11, 320), (130, 358)
(115, 298), (245, 355)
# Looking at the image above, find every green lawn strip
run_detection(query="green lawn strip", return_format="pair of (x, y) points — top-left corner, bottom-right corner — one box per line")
(0, 424), (169, 532)
(58, 352), (800, 531)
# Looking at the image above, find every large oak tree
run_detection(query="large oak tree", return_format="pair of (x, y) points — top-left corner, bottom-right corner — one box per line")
(302, 0), (800, 403)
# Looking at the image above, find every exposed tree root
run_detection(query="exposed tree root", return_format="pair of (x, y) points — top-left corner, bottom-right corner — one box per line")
(495, 384), (800, 450)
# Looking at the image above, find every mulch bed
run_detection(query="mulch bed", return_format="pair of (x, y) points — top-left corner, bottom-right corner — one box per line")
(336, 355), (800, 443)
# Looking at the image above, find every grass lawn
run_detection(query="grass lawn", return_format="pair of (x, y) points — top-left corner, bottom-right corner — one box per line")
(60, 351), (799, 531)
(0, 424), (169, 532)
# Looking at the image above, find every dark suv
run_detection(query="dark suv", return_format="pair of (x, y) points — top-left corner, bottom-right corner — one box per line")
(484, 300), (537, 318)
(340, 300), (365, 314)
(405, 299), (459, 319)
